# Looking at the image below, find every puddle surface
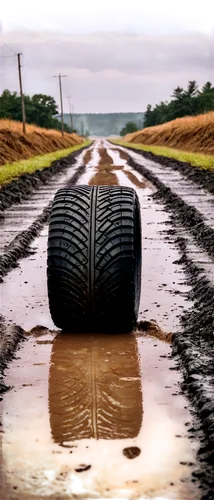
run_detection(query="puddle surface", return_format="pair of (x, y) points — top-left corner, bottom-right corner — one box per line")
(1, 331), (199, 499)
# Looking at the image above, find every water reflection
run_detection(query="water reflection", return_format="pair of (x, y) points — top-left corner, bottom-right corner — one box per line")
(48, 332), (142, 444)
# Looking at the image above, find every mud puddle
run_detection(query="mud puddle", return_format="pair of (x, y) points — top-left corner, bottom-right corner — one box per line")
(0, 330), (199, 499)
(0, 141), (203, 498)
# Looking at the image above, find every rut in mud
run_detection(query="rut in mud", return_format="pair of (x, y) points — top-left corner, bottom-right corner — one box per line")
(0, 140), (213, 499)
(0, 147), (91, 281)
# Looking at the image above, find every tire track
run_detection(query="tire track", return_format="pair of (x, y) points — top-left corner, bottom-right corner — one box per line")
(119, 144), (214, 195)
(0, 163), (86, 282)
(117, 149), (214, 260)
(0, 145), (90, 213)
(112, 142), (214, 499)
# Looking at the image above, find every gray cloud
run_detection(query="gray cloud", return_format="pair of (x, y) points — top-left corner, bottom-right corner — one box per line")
(1, 31), (212, 112)
(8, 31), (211, 74)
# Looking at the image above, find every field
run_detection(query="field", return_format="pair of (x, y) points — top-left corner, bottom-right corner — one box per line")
(117, 112), (214, 169)
(0, 119), (84, 166)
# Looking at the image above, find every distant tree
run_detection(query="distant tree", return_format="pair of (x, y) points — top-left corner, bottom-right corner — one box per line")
(172, 86), (184, 100)
(202, 81), (212, 92)
(144, 104), (153, 127)
(143, 80), (214, 127)
(0, 89), (73, 133)
(120, 121), (138, 136)
(186, 80), (199, 97)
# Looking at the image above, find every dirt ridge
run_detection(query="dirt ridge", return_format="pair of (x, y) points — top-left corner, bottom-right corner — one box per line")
(113, 144), (214, 194)
(0, 315), (25, 395)
(126, 156), (214, 260)
(171, 237), (214, 500)
(0, 145), (89, 212)
(121, 145), (214, 498)
(0, 164), (86, 282)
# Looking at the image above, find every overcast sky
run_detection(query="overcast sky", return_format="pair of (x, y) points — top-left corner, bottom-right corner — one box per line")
(0, 0), (214, 113)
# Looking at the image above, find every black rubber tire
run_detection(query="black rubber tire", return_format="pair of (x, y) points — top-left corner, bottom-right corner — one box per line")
(47, 185), (141, 332)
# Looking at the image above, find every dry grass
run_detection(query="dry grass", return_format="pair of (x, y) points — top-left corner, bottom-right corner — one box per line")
(0, 119), (82, 138)
(0, 119), (84, 166)
(124, 111), (214, 155)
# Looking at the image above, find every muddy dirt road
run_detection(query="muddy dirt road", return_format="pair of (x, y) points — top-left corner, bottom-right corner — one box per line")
(0, 141), (213, 499)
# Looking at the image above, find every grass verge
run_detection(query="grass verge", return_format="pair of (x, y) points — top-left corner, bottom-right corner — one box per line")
(112, 140), (214, 171)
(0, 141), (91, 186)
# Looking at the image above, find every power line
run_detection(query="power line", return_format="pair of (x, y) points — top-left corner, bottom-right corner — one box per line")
(1, 40), (17, 56)
(22, 55), (31, 64)
(54, 74), (67, 136)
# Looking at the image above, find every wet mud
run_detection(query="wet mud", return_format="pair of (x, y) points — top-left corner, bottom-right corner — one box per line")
(171, 238), (214, 499)
(0, 144), (90, 213)
(0, 163), (86, 282)
(0, 140), (214, 498)
(0, 315), (25, 395)
(88, 145), (119, 185)
(114, 142), (214, 498)
(119, 144), (214, 195)
(126, 155), (214, 260)
(0, 329), (200, 499)
(83, 148), (93, 164)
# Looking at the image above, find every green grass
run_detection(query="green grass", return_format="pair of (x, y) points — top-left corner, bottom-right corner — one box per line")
(112, 140), (214, 171)
(0, 141), (91, 186)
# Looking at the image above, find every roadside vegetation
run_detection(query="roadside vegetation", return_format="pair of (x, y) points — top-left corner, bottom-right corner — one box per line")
(114, 140), (214, 170)
(0, 119), (85, 166)
(0, 90), (72, 132)
(144, 80), (214, 127)
(116, 110), (214, 170)
(0, 141), (91, 186)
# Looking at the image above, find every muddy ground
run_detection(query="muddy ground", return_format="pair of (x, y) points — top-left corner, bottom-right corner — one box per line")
(120, 144), (214, 195)
(0, 140), (213, 499)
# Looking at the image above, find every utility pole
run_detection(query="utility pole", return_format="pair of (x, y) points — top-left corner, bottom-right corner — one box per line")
(72, 105), (74, 131)
(17, 53), (26, 134)
(54, 74), (67, 136)
(67, 96), (73, 133)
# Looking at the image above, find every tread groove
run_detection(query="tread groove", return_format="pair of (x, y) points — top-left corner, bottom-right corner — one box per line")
(47, 185), (141, 331)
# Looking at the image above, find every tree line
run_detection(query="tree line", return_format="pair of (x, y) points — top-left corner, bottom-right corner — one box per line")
(0, 89), (73, 133)
(144, 81), (214, 127)
(120, 81), (214, 135)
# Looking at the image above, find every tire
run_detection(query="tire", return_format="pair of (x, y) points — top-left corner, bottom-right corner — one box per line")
(47, 185), (141, 332)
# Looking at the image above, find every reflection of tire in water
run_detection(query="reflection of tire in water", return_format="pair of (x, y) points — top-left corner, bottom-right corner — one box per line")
(48, 333), (142, 444)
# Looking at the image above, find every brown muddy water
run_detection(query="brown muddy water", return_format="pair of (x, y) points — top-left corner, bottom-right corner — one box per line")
(0, 141), (201, 499)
